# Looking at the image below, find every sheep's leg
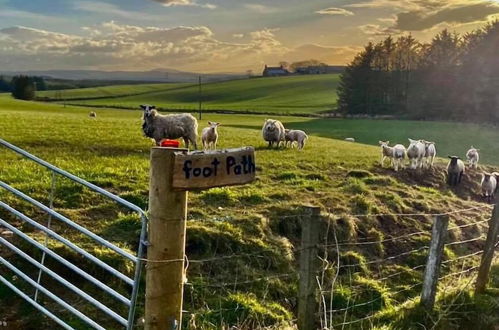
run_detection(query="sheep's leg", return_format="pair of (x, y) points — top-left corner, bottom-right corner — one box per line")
(183, 137), (190, 150)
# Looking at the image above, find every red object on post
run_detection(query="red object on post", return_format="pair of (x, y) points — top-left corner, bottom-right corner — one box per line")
(160, 139), (180, 148)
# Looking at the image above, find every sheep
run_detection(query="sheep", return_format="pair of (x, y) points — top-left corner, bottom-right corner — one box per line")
(407, 138), (426, 169)
(262, 119), (285, 148)
(345, 138), (355, 142)
(392, 144), (407, 172)
(284, 129), (308, 150)
(379, 141), (394, 167)
(201, 121), (220, 150)
(422, 140), (437, 168)
(141, 104), (198, 149)
(89, 112), (97, 118)
(494, 172), (499, 194)
(446, 156), (465, 186)
(466, 146), (480, 169)
(379, 141), (406, 171)
(481, 172), (497, 203)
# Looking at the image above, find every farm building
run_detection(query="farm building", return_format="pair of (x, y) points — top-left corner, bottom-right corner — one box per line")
(262, 65), (290, 77)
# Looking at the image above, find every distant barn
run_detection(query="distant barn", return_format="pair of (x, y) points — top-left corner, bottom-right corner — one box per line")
(262, 65), (289, 77)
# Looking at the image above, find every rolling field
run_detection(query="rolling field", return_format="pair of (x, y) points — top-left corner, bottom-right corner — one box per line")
(1, 95), (499, 329)
(39, 74), (341, 114)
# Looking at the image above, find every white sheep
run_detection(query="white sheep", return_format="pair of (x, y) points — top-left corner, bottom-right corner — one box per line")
(466, 146), (480, 169)
(89, 112), (97, 118)
(285, 129), (308, 150)
(201, 121), (220, 150)
(379, 141), (406, 172)
(447, 156), (465, 186)
(141, 104), (198, 149)
(407, 138), (426, 169)
(262, 119), (285, 148)
(379, 141), (394, 167)
(345, 138), (355, 142)
(481, 172), (497, 203)
(422, 140), (437, 168)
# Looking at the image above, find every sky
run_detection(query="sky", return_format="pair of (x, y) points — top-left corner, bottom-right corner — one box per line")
(0, 0), (499, 73)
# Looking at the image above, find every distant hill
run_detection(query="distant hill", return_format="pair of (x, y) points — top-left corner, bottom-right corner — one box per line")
(39, 74), (341, 115)
(0, 68), (244, 83)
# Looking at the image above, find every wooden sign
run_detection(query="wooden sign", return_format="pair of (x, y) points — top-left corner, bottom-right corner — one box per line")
(172, 147), (256, 190)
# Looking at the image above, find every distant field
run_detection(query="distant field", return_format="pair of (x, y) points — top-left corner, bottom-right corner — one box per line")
(41, 74), (341, 114)
(37, 82), (191, 100)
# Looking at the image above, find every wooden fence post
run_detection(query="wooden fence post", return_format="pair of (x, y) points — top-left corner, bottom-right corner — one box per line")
(298, 206), (321, 330)
(145, 147), (188, 330)
(421, 214), (449, 310)
(475, 204), (499, 294)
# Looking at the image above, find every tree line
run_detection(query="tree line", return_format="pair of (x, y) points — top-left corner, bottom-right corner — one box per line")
(337, 21), (499, 124)
(0, 75), (47, 100)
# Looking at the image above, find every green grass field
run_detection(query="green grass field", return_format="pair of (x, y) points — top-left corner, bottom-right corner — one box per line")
(1, 94), (498, 329)
(40, 74), (340, 114)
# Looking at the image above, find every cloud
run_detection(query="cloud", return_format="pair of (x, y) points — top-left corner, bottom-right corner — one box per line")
(284, 44), (363, 64)
(316, 7), (355, 16)
(244, 4), (278, 13)
(232, 33), (244, 38)
(150, 0), (216, 9)
(358, 24), (400, 35)
(393, 1), (499, 31)
(0, 23), (290, 72)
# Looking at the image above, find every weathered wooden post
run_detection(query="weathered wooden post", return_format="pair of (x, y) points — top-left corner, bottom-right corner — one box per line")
(420, 215), (449, 310)
(475, 204), (499, 294)
(145, 147), (188, 330)
(298, 205), (321, 330)
(145, 147), (256, 330)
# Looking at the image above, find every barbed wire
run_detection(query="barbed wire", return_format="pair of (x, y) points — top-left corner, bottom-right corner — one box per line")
(445, 235), (486, 247)
(188, 273), (294, 288)
(438, 266), (479, 281)
(441, 250), (484, 265)
(339, 246), (429, 269)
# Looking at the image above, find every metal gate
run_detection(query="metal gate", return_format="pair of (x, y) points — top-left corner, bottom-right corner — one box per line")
(0, 139), (148, 329)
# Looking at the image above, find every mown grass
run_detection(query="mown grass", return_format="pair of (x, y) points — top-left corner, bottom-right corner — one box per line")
(43, 74), (340, 114)
(37, 82), (190, 100)
(0, 94), (498, 329)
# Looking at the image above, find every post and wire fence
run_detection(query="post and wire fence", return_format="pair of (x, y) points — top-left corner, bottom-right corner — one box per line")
(1, 137), (498, 330)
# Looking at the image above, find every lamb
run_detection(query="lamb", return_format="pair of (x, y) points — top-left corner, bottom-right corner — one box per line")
(379, 141), (394, 167)
(89, 112), (97, 118)
(379, 141), (406, 171)
(466, 146), (480, 169)
(422, 140), (437, 168)
(446, 156), (465, 186)
(481, 172), (497, 203)
(141, 104), (198, 149)
(407, 138), (426, 169)
(262, 119), (285, 148)
(494, 172), (499, 194)
(285, 129), (308, 150)
(201, 121), (220, 150)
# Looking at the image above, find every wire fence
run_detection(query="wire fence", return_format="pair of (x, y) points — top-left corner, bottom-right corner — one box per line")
(1, 171), (497, 330)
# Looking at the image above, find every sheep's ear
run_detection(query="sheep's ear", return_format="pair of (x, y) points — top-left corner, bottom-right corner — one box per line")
(208, 121), (213, 125)
(151, 105), (156, 109)
(216, 122), (221, 126)
(448, 155), (453, 159)
(140, 104), (146, 110)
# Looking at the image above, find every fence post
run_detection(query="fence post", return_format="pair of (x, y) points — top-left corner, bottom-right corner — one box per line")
(298, 205), (321, 330)
(475, 204), (499, 294)
(421, 214), (449, 310)
(145, 147), (188, 330)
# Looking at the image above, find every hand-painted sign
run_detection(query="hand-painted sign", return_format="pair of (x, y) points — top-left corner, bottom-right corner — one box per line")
(172, 147), (256, 190)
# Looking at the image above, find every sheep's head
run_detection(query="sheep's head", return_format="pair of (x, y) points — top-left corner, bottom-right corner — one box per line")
(483, 172), (492, 181)
(140, 104), (156, 138)
(263, 119), (278, 132)
(208, 121), (220, 129)
(141, 104), (156, 118)
(448, 155), (460, 165)
(379, 141), (389, 147)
